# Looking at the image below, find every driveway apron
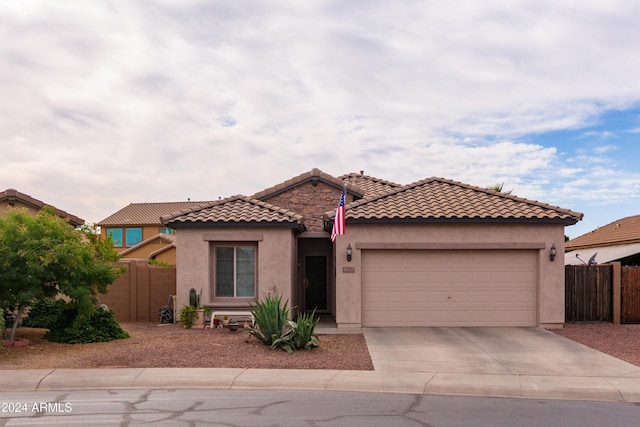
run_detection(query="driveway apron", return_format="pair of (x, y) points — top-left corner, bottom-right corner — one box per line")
(362, 327), (640, 377)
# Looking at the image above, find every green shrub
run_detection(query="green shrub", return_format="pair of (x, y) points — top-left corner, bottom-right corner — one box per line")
(179, 304), (198, 329)
(249, 292), (290, 347)
(21, 298), (67, 329)
(45, 306), (129, 344)
(148, 259), (170, 267)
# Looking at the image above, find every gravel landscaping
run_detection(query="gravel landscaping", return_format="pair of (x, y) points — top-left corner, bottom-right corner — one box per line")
(2, 322), (639, 371)
(0, 322), (374, 370)
(551, 323), (640, 367)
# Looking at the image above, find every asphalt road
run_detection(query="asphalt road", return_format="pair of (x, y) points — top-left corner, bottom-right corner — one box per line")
(1, 389), (639, 426)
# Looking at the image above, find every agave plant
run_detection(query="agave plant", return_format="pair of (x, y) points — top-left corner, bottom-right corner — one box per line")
(274, 309), (320, 353)
(248, 292), (290, 347)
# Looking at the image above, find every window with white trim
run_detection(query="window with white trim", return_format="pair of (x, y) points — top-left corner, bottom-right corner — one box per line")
(213, 244), (257, 298)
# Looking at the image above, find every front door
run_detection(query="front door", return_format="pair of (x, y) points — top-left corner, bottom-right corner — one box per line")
(304, 254), (328, 313)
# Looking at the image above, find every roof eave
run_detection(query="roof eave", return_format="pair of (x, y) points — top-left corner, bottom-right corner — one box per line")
(344, 217), (580, 225)
(165, 220), (306, 231)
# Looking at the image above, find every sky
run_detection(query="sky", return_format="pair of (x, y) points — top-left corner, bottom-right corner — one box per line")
(2, 1), (640, 240)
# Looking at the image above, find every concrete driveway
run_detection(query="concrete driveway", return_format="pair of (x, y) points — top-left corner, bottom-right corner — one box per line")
(363, 327), (640, 377)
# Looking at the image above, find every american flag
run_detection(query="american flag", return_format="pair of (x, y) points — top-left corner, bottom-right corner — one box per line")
(331, 186), (346, 242)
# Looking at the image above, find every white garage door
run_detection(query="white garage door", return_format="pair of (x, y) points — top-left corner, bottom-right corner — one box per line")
(362, 250), (537, 327)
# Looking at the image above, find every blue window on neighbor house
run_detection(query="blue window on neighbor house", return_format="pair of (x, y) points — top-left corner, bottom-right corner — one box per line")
(107, 228), (123, 247)
(107, 227), (142, 247)
(214, 244), (256, 298)
(126, 228), (143, 246)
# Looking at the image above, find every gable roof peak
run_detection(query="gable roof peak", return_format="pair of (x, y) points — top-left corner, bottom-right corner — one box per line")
(252, 168), (364, 200)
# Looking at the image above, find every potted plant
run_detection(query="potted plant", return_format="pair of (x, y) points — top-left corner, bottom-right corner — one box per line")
(223, 315), (229, 327)
(179, 305), (198, 329)
(213, 315), (220, 327)
(189, 288), (209, 327)
(228, 319), (239, 332)
(197, 306), (212, 326)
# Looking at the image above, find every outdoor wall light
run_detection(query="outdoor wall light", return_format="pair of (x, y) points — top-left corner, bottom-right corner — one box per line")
(346, 243), (353, 262)
(549, 243), (557, 261)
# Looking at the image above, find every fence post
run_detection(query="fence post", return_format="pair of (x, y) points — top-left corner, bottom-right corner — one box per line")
(129, 261), (138, 321)
(612, 262), (621, 325)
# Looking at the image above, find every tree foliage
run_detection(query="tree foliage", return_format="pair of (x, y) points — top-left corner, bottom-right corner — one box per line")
(487, 182), (512, 195)
(0, 207), (125, 343)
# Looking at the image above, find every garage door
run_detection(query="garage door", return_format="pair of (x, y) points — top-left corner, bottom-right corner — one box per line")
(362, 250), (537, 327)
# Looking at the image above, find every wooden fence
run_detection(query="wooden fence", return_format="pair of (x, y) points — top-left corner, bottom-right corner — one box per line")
(97, 261), (176, 322)
(565, 265), (613, 322)
(565, 264), (640, 324)
(622, 266), (640, 323)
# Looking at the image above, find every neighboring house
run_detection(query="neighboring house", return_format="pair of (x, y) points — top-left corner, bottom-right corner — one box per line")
(565, 214), (640, 266)
(162, 168), (583, 329)
(0, 188), (84, 226)
(97, 201), (212, 265)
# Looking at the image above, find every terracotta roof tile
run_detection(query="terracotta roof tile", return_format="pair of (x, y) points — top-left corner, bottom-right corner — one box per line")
(1, 188), (84, 226)
(162, 195), (304, 228)
(566, 214), (640, 250)
(327, 178), (583, 224)
(252, 168), (365, 200)
(339, 172), (401, 198)
(97, 201), (214, 226)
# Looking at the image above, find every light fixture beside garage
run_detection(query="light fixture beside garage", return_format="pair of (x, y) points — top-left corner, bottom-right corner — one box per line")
(549, 244), (557, 261)
(346, 243), (352, 262)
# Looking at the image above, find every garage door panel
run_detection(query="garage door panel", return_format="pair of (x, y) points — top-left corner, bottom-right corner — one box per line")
(362, 250), (537, 327)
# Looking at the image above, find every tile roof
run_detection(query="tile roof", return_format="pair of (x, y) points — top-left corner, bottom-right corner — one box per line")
(326, 178), (583, 224)
(252, 168), (365, 200)
(97, 201), (213, 226)
(339, 172), (402, 198)
(566, 214), (640, 250)
(161, 195), (304, 228)
(1, 188), (84, 226)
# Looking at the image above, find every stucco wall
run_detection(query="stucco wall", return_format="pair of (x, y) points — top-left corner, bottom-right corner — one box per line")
(175, 227), (296, 310)
(334, 223), (567, 329)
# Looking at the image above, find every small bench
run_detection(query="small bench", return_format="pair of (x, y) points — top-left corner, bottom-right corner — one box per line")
(208, 311), (254, 329)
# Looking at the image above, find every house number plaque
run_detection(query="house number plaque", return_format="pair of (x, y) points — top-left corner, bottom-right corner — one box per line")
(342, 267), (355, 273)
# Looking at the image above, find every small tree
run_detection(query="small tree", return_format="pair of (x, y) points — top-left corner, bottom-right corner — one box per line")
(0, 207), (125, 343)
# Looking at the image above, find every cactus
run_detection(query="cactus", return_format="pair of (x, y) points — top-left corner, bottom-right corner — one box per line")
(189, 288), (199, 308)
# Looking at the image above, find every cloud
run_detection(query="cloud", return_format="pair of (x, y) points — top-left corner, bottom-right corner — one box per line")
(2, 1), (640, 225)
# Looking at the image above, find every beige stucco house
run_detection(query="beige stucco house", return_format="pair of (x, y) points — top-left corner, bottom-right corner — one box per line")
(162, 169), (583, 329)
(97, 201), (213, 265)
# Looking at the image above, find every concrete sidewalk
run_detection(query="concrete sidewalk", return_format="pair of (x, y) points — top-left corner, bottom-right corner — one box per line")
(1, 366), (639, 402)
(2, 326), (639, 403)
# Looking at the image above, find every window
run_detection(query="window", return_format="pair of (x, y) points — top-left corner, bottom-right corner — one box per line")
(159, 227), (175, 235)
(107, 228), (123, 247)
(106, 227), (143, 247)
(126, 228), (142, 246)
(214, 244), (256, 298)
